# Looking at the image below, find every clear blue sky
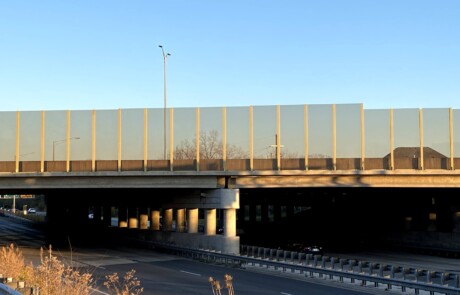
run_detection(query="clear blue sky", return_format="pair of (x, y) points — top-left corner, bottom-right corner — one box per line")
(1, 1), (459, 111)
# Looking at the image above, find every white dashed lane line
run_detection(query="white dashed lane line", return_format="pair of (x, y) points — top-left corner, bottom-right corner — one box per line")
(180, 270), (201, 276)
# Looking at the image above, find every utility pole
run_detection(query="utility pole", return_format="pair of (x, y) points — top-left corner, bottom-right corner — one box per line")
(269, 133), (284, 158)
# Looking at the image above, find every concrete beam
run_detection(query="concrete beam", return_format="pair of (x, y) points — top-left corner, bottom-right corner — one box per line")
(0, 173), (221, 189)
(233, 172), (460, 188)
(162, 189), (240, 209)
(1, 170), (460, 190)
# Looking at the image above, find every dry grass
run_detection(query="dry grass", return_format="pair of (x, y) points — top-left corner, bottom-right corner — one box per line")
(0, 243), (35, 283)
(103, 269), (144, 295)
(0, 243), (143, 295)
(209, 274), (235, 295)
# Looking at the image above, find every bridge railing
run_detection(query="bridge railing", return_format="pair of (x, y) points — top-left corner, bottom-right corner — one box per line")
(1, 105), (459, 173)
(0, 157), (457, 173)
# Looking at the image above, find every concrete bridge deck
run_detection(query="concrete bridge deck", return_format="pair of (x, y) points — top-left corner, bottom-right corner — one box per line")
(1, 168), (460, 191)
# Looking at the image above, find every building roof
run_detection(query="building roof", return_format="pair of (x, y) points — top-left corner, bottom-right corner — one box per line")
(384, 147), (447, 158)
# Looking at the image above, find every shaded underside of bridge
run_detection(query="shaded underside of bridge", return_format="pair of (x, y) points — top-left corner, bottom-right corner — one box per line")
(238, 186), (460, 253)
(1, 170), (460, 256)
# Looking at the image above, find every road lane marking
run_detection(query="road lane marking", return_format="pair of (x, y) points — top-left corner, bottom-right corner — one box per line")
(89, 287), (110, 294)
(180, 270), (201, 276)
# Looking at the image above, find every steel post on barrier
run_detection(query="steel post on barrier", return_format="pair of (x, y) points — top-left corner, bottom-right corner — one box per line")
(320, 257), (328, 276)
(283, 251), (289, 262)
(440, 272), (446, 285)
(290, 252), (296, 273)
(319, 257), (325, 277)
(313, 256), (319, 267)
(305, 254), (312, 265)
(299, 253), (305, 265)
(276, 249), (282, 262)
(330, 257), (336, 270)
(455, 273), (460, 288)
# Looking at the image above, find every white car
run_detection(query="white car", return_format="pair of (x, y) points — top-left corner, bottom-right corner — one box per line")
(27, 208), (36, 214)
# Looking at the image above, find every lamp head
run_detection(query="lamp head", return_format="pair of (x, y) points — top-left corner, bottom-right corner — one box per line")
(158, 45), (163, 48)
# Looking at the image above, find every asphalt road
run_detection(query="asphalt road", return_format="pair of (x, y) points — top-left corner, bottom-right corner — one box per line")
(0, 214), (457, 295)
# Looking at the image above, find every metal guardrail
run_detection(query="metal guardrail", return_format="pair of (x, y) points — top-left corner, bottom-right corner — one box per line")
(151, 242), (460, 295)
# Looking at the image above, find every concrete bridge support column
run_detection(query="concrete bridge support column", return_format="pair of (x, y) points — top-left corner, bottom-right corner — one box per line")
(128, 207), (138, 229)
(118, 206), (128, 228)
(176, 209), (186, 232)
(150, 209), (160, 230)
(274, 205), (281, 222)
(427, 212), (437, 232)
(139, 208), (149, 230)
(205, 209), (217, 235)
(93, 206), (102, 224)
(224, 208), (236, 237)
(149, 189), (239, 254)
(187, 208), (198, 233)
(453, 211), (460, 233)
(261, 204), (268, 223)
(249, 205), (256, 224)
(404, 216), (412, 231)
(163, 208), (173, 231)
(103, 206), (112, 227)
(286, 205), (295, 220)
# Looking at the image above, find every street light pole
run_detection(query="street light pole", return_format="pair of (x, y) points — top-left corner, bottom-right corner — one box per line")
(53, 137), (80, 161)
(159, 45), (171, 160)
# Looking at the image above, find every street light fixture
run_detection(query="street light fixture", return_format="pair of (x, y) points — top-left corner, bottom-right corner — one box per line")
(159, 45), (171, 160)
(53, 137), (80, 161)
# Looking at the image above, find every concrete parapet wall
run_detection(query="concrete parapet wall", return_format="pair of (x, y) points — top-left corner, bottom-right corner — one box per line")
(168, 232), (240, 255)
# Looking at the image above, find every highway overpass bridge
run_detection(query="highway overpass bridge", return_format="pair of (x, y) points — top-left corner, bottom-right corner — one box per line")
(1, 103), (460, 254)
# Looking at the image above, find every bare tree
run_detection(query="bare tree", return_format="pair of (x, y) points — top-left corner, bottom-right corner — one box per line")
(174, 139), (195, 160)
(308, 153), (331, 158)
(200, 130), (222, 159)
(226, 144), (248, 159)
(174, 130), (248, 160)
